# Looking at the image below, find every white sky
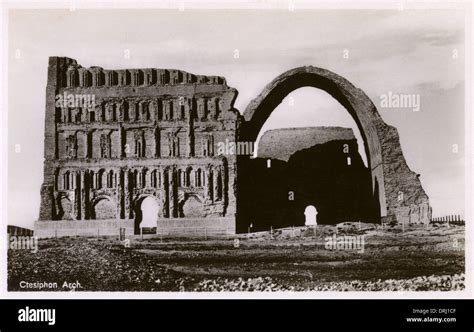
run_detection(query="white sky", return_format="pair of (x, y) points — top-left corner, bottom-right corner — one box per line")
(7, 8), (466, 228)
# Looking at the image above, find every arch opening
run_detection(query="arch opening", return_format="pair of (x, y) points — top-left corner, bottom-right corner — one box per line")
(238, 66), (386, 232)
(304, 205), (317, 226)
(243, 70), (377, 172)
(134, 196), (160, 234)
(253, 87), (369, 167)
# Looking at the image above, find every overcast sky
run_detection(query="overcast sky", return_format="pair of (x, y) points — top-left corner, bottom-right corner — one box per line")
(7, 8), (466, 228)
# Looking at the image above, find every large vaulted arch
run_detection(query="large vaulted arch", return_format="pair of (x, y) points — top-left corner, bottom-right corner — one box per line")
(241, 66), (431, 224)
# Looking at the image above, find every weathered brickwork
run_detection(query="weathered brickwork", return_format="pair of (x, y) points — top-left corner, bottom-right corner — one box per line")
(36, 57), (240, 237)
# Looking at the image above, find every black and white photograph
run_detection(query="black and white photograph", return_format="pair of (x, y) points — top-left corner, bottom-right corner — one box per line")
(1, 0), (471, 304)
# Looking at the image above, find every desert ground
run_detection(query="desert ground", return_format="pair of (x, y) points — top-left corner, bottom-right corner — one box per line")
(8, 223), (464, 292)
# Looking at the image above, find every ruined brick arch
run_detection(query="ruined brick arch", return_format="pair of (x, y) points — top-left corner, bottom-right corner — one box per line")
(180, 194), (205, 218)
(91, 195), (116, 220)
(242, 66), (431, 223)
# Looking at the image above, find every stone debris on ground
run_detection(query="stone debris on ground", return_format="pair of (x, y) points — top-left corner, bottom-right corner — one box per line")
(8, 223), (464, 292)
(193, 274), (464, 292)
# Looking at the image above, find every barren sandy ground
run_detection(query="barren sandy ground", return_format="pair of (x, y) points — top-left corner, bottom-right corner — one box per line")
(8, 223), (464, 291)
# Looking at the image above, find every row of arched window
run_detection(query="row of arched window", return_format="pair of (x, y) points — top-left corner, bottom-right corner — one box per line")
(59, 170), (117, 191)
(57, 97), (221, 124)
(59, 130), (215, 160)
(66, 68), (224, 88)
(129, 168), (206, 189)
(57, 167), (215, 191)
